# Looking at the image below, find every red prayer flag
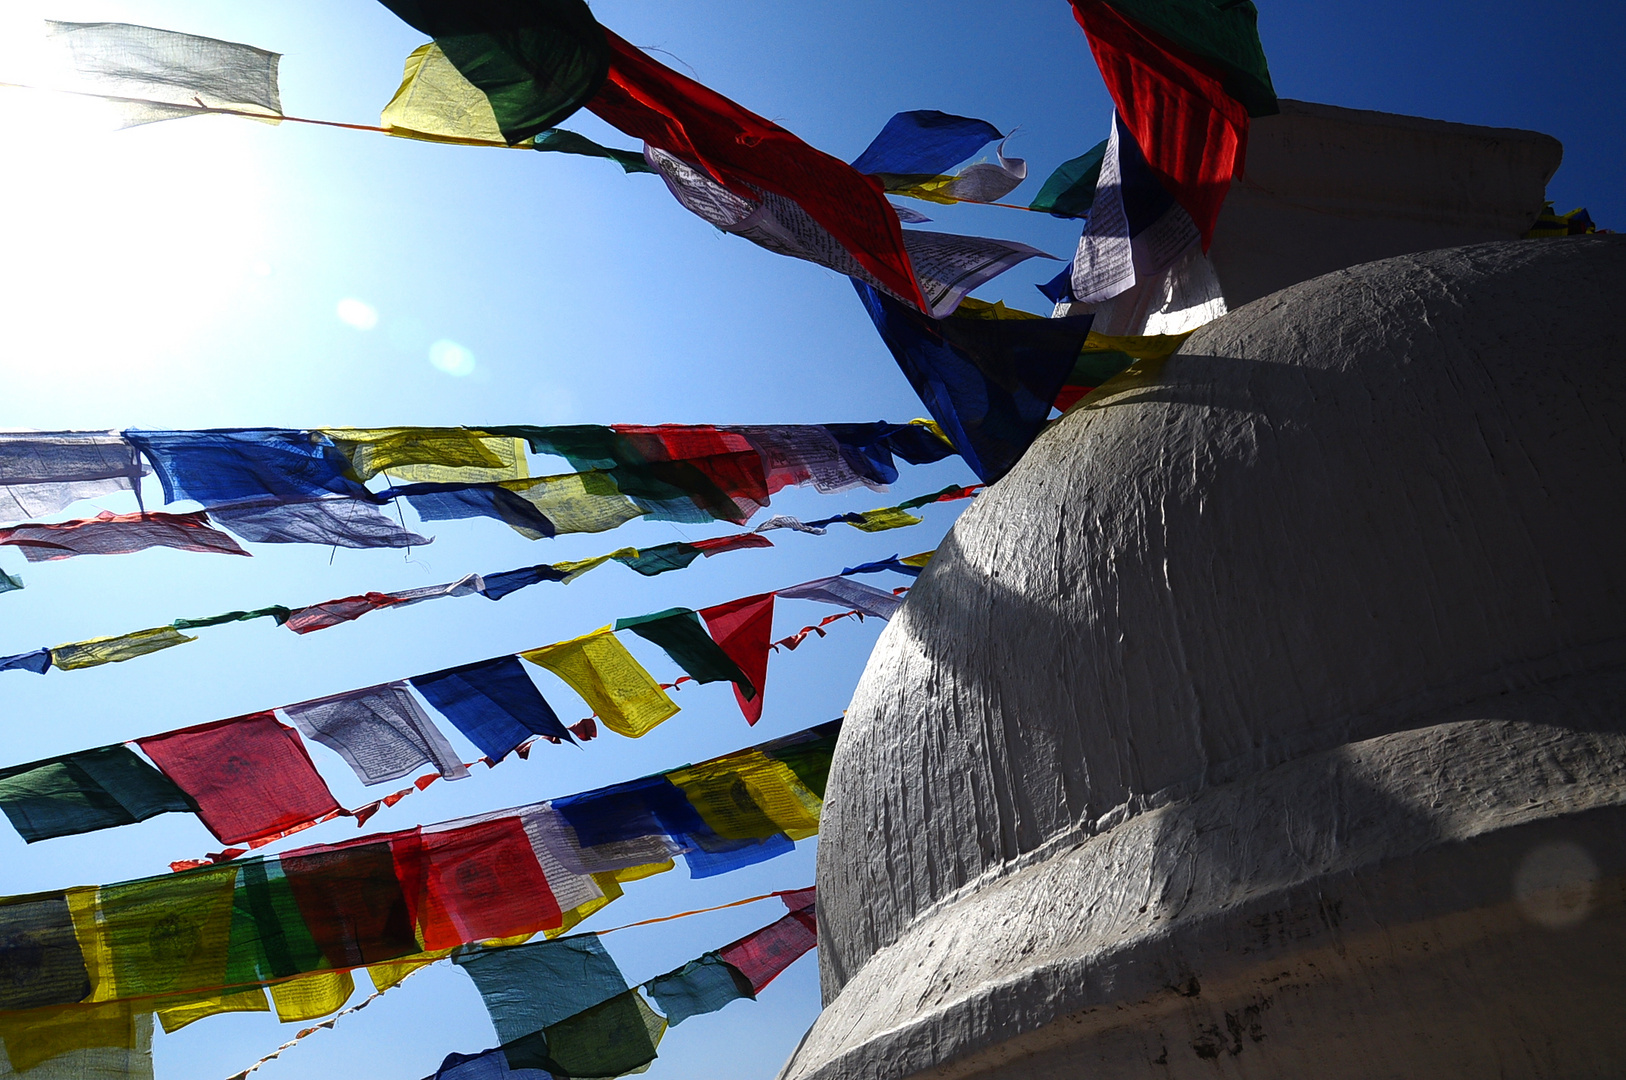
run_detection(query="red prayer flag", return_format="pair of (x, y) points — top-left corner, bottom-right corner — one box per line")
(612, 426), (772, 518)
(1071, 0), (1250, 248)
(586, 30), (926, 311)
(283, 831), (422, 967)
(407, 818), (562, 950)
(0, 509), (249, 561)
(717, 907), (817, 993)
(689, 533), (774, 556)
(283, 592), (409, 634)
(700, 593), (776, 725)
(137, 712), (341, 845)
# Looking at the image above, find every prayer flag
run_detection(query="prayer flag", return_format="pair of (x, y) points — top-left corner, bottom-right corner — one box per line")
(50, 626), (197, 670)
(0, 510), (248, 561)
(280, 836), (420, 967)
(480, 563), (569, 601)
(208, 497), (430, 549)
(587, 28), (926, 310)
(283, 682), (469, 786)
(716, 907), (817, 994)
(136, 713), (342, 846)
(390, 482), (556, 539)
(374, 0), (611, 145)
(283, 593), (408, 635)
(1030, 138), (1108, 218)
(171, 605), (291, 630)
(411, 818), (561, 949)
(847, 507), (924, 533)
(453, 935), (627, 1044)
(522, 629), (679, 739)
(0, 570), (20, 594)
(778, 577), (904, 620)
(411, 655), (573, 759)
(854, 282), (1092, 482)
(154, 986), (269, 1033)
(615, 609), (749, 687)
(0, 746), (193, 843)
(644, 953), (754, 1026)
(46, 21), (281, 128)
(323, 428), (527, 483)
(227, 857), (328, 985)
(0, 1004), (153, 1078)
(124, 429), (372, 507)
(0, 431), (145, 521)
(724, 425), (872, 495)
(428, 1048), (550, 1079)
(852, 110), (1003, 180)
(699, 594), (775, 724)
(269, 970), (353, 1022)
(1069, 0), (1275, 247)
(666, 750), (822, 842)
(500, 472), (643, 535)
(503, 989), (665, 1077)
(0, 649), (51, 675)
(0, 891), (92, 1010)
(611, 426), (770, 523)
(99, 864), (238, 998)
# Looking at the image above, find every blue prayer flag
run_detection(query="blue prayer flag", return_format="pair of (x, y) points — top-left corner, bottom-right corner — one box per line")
(125, 429), (374, 507)
(454, 936), (627, 1044)
(388, 483), (556, 538)
(645, 953), (754, 1026)
(851, 110), (1002, 178)
(0, 649), (51, 675)
(852, 283), (1093, 482)
(410, 655), (571, 759)
(480, 564), (570, 601)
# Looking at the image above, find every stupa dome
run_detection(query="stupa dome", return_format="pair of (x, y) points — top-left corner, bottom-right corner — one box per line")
(786, 235), (1626, 1080)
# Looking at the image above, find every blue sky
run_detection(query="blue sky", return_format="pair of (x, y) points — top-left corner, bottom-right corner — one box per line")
(0, 2), (1617, 1079)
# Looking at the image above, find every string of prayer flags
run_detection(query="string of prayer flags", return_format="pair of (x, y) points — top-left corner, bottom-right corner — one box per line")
(852, 109), (1027, 206)
(522, 630), (679, 739)
(1030, 138), (1108, 218)
(0, 746), (195, 843)
(50, 626), (197, 670)
(854, 282), (1093, 482)
(136, 713), (343, 846)
(207, 497), (431, 549)
(1526, 202), (1599, 238)
(410, 656), (574, 760)
(0, 510), (248, 561)
(375, 0), (611, 146)
(777, 577), (903, 620)
(282, 682), (470, 787)
(582, 26), (926, 311)
(698, 594), (775, 725)
(1069, 0), (1277, 247)
(0, 431), (146, 521)
(46, 20), (282, 129)
(123, 429), (374, 508)
(615, 609), (750, 690)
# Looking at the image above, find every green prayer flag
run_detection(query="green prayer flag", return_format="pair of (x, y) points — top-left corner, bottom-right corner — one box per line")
(172, 605), (292, 630)
(762, 722), (841, 800)
(227, 858), (327, 985)
(1068, 349), (1138, 389)
(644, 953), (754, 1026)
(612, 543), (704, 578)
(505, 989), (666, 1078)
(1029, 139), (1107, 218)
(0, 568), (21, 594)
(615, 609), (750, 687)
(0, 745), (195, 843)
(376, 0), (611, 144)
(535, 128), (654, 173)
(1102, 0), (1278, 116)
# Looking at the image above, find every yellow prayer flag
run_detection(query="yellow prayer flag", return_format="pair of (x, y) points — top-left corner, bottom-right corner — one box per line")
(550, 547), (640, 584)
(952, 297), (1045, 321)
(0, 1001), (144, 1073)
(381, 42), (522, 148)
(98, 864), (238, 1000)
(522, 629), (679, 738)
(65, 886), (114, 1004)
(366, 949), (452, 994)
(50, 626), (196, 671)
(848, 507), (924, 533)
(270, 970), (354, 1023)
(323, 427), (529, 484)
(545, 874), (623, 940)
(155, 986), (269, 1034)
(502, 473), (644, 536)
(900, 551), (935, 570)
(667, 752), (822, 842)
(1082, 329), (1193, 361)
